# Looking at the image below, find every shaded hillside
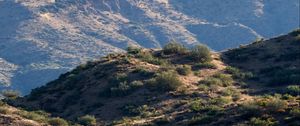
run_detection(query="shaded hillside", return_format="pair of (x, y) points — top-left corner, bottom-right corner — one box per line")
(0, 0), (299, 94)
(10, 30), (300, 125)
(222, 29), (300, 93)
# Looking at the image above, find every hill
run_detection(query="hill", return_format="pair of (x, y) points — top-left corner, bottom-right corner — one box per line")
(8, 30), (300, 125)
(0, 0), (299, 93)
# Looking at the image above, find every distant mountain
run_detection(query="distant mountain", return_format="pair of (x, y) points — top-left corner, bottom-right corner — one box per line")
(0, 0), (299, 93)
(10, 30), (300, 125)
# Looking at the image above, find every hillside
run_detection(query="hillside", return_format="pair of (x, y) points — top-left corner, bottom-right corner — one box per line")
(0, 0), (299, 93)
(0, 101), (71, 126)
(7, 30), (300, 126)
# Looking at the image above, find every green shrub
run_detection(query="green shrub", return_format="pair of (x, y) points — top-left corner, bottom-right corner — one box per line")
(127, 46), (142, 55)
(1, 90), (20, 99)
(198, 85), (209, 92)
(249, 117), (278, 126)
(225, 66), (254, 80)
(129, 81), (144, 89)
(209, 97), (231, 105)
(48, 118), (69, 126)
(241, 97), (287, 117)
(190, 100), (203, 112)
(221, 87), (237, 96)
(286, 85), (300, 95)
(193, 62), (217, 70)
(110, 82), (131, 96)
(290, 108), (300, 118)
(78, 115), (97, 126)
(265, 98), (288, 112)
(190, 45), (212, 62)
(122, 105), (151, 117)
(225, 66), (240, 75)
(147, 71), (183, 92)
(132, 67), (154, 77)
(16, 110), (47, 123)
(213, 73), (234, 86)
(0, 107), (10, 114)
(188, 115), (215, 125)
(163, 42), (187, 55)
(137, 51), (167, 65)
(199, 77), (222, 86)
(176, 65), (192, 75)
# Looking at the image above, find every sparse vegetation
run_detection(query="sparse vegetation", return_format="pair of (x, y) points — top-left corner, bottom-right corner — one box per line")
(7, 31), (300, 126)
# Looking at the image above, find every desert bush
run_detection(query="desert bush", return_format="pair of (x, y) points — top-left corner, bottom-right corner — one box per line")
(48, 117), (69, 126)
(199, 77), (222, 87)
(132, 67), (154, 77)
(137, 51), (167, 65)
(286, 85), (300, 95)
(129, 81), (144, 89)
(190, 100), (203, 112)
(265, 98), (288, 112)
(290, 108), (300, 118)
(122, 104), (151, 117)
(198, 85), (209, 92)
(225, 66), (240, 75)
(241, 96), (288, 117)
(16, 110), (48, 123)
(176, 65), (192, 75)
(209, 97), (231, 106)
(127, 46), (142, 55)
(1, 90), (20, 99)
(78, 115), (97, 126)
(193, 62), (217, 70)
(249, 117), (278, 126)
(110, 81), (144, 97)
(190, 45), (212, 62)
(0, 107), (10, 114)
(213, 73), (234, 86)
(163, 42), (187, 55)
(221, 87), (238, 96)
(147, 71), (183, 92)
(188, 115), (215, 125)
(225, 66), (254, 80)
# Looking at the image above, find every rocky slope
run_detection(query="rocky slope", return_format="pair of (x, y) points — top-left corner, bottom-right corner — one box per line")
(9, 30), (300, 125)
(0, 0), (299, 93)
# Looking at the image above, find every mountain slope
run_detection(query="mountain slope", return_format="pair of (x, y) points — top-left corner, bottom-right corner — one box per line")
(0, 0), (299, 94)
(10, 30), (300, 125)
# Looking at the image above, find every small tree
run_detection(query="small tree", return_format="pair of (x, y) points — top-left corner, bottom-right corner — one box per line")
(78, 115), (97, 126)
(190, 45), (212, 62)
